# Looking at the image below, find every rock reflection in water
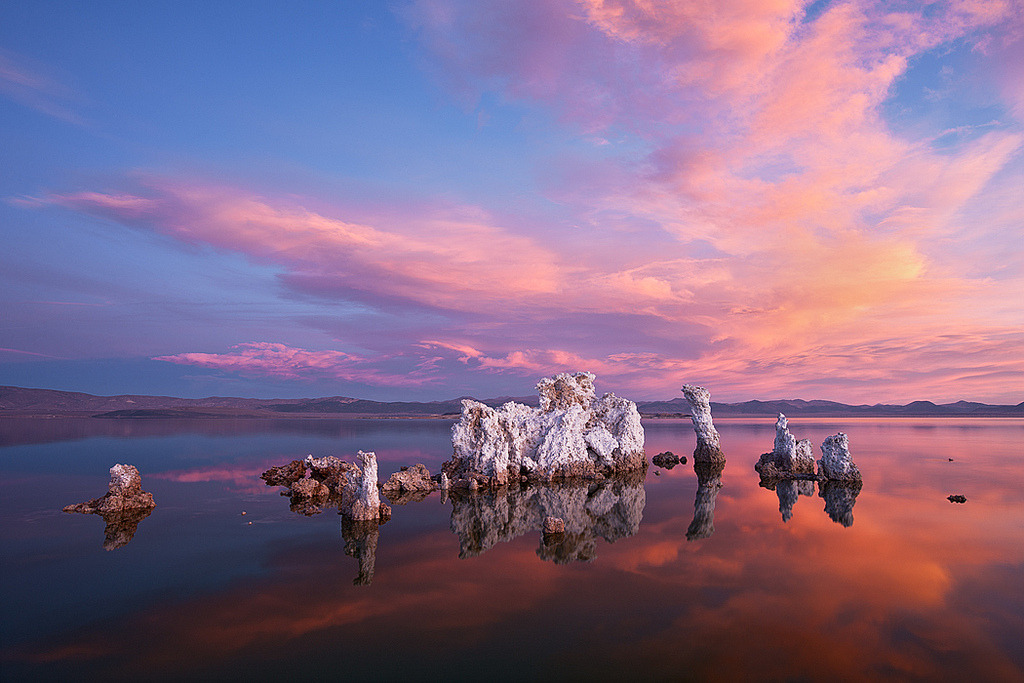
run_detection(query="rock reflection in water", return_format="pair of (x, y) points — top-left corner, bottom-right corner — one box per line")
(687, 461), (725, 541)
(775, 479), (815, 522)
(340, 518), (379, 586)
(447, 475), (645, 563)
(100, 507), (154, 550)
(820, 480), (862, 527)
(758, 478), (861, 526)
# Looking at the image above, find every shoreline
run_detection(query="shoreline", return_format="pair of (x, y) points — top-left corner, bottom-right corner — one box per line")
(3, 410), (1024, 420)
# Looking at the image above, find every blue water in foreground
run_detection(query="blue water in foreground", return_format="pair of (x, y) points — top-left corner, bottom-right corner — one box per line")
(1, 417), (1022, 681)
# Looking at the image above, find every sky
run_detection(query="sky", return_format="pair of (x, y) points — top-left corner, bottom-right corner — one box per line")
(1, 0), (1022, 404)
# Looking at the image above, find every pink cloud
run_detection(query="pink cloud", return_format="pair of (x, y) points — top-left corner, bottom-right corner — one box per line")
(45, 182), (563, 314)
(155, 342), (435, 387)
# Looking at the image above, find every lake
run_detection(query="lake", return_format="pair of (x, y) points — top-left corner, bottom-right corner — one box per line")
(1, 416), (1022, 681)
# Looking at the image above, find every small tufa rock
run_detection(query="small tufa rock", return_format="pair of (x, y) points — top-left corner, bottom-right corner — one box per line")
(818, 433), (862, 483)
(755, 413), (816, 479)
(382, 463), (437, 502)
(63, 464), (156, 515)
(947, 494), (967, 503)
(543, 516), (566, 535)
(63, 465), (156, 551)
(651, 451), (681, 469)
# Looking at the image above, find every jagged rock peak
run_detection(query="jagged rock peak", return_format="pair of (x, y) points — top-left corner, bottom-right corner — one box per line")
(537, 372), (595, 412)
(773, 413), (796, 459)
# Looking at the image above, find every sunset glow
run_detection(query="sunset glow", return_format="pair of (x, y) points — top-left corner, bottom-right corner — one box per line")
(2, 1), (1021, 402)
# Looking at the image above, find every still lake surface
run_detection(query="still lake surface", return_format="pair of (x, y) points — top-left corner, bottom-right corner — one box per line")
(1, 416), (1022, 681)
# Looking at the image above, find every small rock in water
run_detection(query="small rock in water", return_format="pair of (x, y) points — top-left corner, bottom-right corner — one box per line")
(651, 451), (680, 469)
(382, 463), (437, 501)
(947, 494), (967, 503)
(948, 458), (954, 462)
(654, 471), (661, 476)
(63, 464), (156, 514)
(543, 516), (565, 534)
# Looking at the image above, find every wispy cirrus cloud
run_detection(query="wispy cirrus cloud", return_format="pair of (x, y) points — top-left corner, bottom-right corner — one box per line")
(43, 181), (564, 313)
(0, 49), (83, 124)
(154, 342), (435, 387)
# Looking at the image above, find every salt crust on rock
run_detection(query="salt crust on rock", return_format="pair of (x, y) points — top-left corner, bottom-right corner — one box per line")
(818, 433), (862, 483)
(446, 372), (645, 485)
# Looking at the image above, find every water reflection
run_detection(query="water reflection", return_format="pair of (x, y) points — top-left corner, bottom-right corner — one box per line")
(340, 518), (379, 586)
(821, 480), (862, 527)
(447, 475), (645, 563)
(687, 461), (725, 540)
(758, 478), (861, 526)
(775, 479), (815, 522)
(97, 507), (154, 550)
(4, 418), (1024, 680)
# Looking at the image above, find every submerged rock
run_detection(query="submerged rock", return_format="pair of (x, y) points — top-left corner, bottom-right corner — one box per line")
(687, 461), (725, 540)
(652, 451), (682, 469)
(818, 433), (862, 483)
(64, 464), (156, 515)
(681, 385), (725, 464)
(445, 372), (646, 486)
(755, 414), (817, 479)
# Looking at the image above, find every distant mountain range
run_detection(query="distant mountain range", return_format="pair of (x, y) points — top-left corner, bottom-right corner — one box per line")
(2, 385), (1022, 418)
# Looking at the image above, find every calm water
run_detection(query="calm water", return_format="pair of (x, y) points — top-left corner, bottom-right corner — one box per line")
(1, 417), (1022, 681)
